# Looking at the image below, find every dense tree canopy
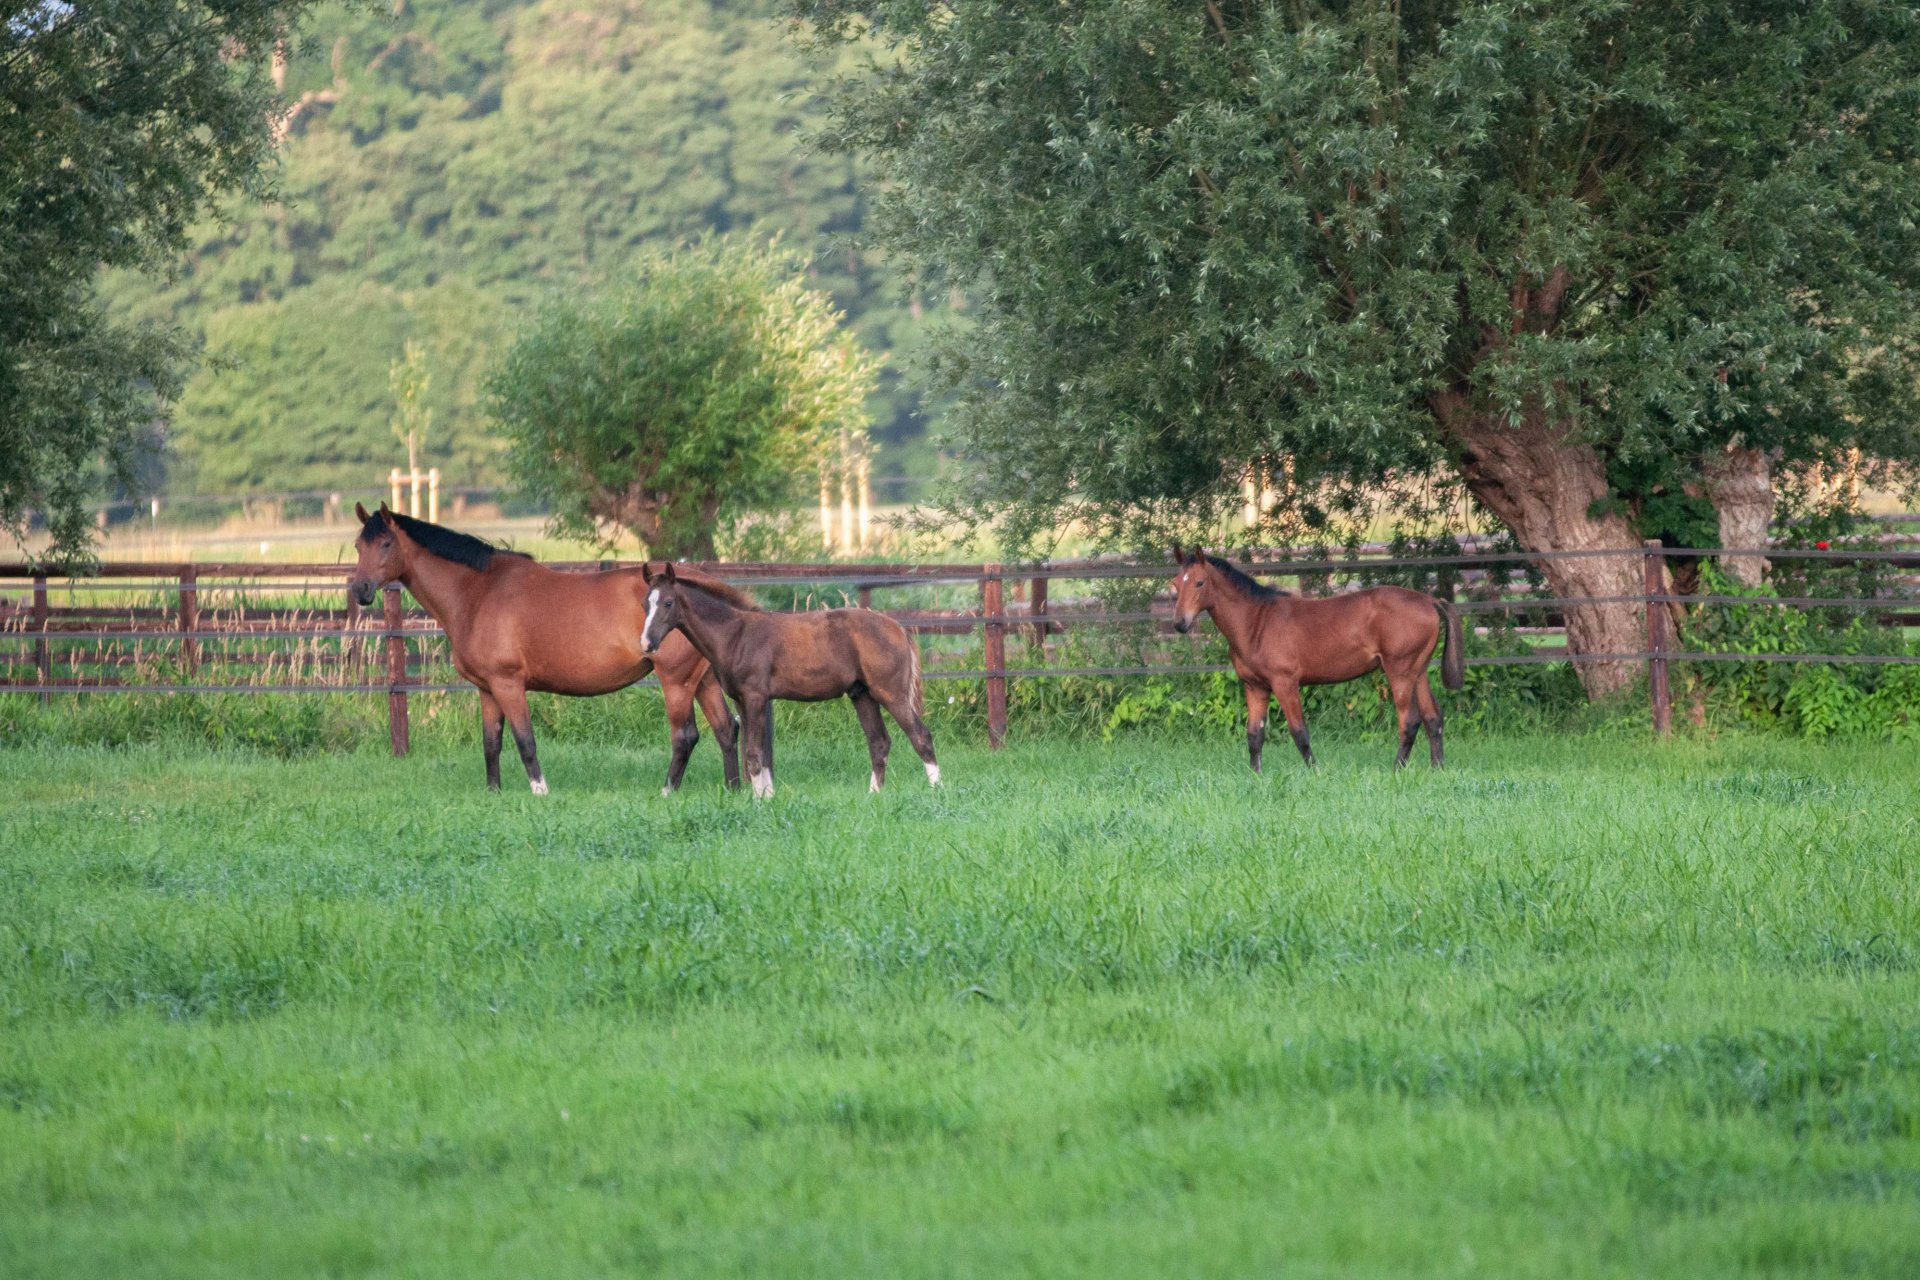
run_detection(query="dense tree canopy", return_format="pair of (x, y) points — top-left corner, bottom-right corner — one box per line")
(487, 238), (875, 560)
(2, 0), (326, 562)
(104, 0), (933, 498)
(800, 0), (1920, 694)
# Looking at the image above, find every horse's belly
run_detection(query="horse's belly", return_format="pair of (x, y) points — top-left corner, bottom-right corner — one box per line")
(1302, 655), (1381, 686)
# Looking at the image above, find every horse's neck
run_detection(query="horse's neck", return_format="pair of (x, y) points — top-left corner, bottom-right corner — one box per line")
(399, 552), (485, 633)
(677, 588), (748, 662)
(1208, 592), (1276, 654)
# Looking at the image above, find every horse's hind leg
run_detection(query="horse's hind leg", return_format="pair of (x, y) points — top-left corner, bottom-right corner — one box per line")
(1389, 673), (1420, 770)
(479, 689), (505, 791)
(1275, 682), (1314, 767)
(495, 683), (547, 795)
(692, 670), (741, 791)
(660, 680), (700, 797)
(850, 690), (891, 792)
(1416, 678), (1445, 767)
(875, 688), (939, 786)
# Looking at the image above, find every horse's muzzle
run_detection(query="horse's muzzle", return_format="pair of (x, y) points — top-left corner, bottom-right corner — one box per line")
(1173, 616), (1192, 634)
(349, 580), (377, 608)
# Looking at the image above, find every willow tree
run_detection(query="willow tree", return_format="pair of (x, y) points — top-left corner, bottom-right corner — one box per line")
(487, 239), (876, 560)
(798, 0), (1920, 696)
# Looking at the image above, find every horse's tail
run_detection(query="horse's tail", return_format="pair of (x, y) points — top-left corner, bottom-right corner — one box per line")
(1437, 599), (1465, 690)
(908, 639), (924, 715)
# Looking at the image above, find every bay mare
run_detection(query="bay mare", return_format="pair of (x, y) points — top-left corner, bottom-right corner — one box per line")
(639, 562), (938, 798)
(348, 502), (740, 794)
(1169, 547), (1465, 771)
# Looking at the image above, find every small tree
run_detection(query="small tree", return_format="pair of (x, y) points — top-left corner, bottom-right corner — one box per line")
(488, 239), (877, 560)
(389, 338), (433, 480)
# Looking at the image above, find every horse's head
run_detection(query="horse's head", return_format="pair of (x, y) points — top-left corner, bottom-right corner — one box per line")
(640, 561), (681, 655)
(1169, 544), (1212, 634)
(348, 501), (407, 608)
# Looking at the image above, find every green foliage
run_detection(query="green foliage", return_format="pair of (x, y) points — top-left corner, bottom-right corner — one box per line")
(800, 0), (1920, 552)
(1, 0), (328, 562)
(486, 238), (877, 558)
(102, 0), (934, 500)
(1684, 563), (1920, 737)
(170, 279), (504, 492)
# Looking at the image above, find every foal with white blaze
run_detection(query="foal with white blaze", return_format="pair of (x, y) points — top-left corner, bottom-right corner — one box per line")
(640, 564), (939, 798)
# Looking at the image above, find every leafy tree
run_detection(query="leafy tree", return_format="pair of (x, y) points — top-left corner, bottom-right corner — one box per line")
(487, 239), (876, 560)
(799, 0), (1920, 696)
(2, 0), (326, 562)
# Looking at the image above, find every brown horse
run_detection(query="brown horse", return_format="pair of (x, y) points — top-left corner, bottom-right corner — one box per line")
(1169, 547), (1464, 771)
(348, 503), (739, 794)
(638, 562), (938, 798)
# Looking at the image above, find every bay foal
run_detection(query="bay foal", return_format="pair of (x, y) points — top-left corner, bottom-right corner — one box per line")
(639, 563), (938, 798)
(348, 503), (739, 794)
(1169, 547), (1464, 771)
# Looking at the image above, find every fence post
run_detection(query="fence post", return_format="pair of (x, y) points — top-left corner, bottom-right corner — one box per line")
(178, 566), (199, 675)
(32, 571), (49, 704)
(857, 584), (873, 610)
(385, 583), (410, 757)
(981, 564), (1007, 748)
(1642, 539), (1671, 736)
(1027, 573), (1049, 661)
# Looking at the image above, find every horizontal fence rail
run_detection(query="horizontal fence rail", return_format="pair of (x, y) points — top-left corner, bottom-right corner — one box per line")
(4, 538), (1918, 750)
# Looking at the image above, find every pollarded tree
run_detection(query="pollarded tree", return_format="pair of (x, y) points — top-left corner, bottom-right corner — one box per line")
(797, 0), (1920, 697)
(487, 239), (877, 560)
(1, 0), (325, 564)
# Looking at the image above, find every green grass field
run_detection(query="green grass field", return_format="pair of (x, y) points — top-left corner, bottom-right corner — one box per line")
(3, 725), (1918, 1277)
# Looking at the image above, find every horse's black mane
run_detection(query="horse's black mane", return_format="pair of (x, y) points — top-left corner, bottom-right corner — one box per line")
(1204, 554), (1289, 601)
(363, 510), (532, 571)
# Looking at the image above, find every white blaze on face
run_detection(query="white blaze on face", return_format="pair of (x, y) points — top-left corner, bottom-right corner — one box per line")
(925, 762), (941, 787)
(643, 587), (662, 648)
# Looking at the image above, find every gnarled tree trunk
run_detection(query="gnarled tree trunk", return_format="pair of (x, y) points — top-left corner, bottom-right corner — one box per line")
(1434, 395), (1645, 701)
(588, 484), (720, 561)
(1699, 445), (1777, 588)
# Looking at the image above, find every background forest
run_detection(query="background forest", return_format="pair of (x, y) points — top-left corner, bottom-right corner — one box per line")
(102, 0), (932, 499)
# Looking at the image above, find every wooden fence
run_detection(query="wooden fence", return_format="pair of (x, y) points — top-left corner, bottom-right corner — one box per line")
(4, 542), (1918, 751)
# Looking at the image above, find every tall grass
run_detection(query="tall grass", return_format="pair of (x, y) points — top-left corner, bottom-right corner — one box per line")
(1, 733), (1917, 1276)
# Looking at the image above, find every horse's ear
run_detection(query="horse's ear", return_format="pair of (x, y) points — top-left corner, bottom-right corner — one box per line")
(641, 562), (655, 584)
(377, 501), (395, 526)
(354, 502), (370, 523)
(1170, 543), (1183, 564)
(663, 562), (678, 583)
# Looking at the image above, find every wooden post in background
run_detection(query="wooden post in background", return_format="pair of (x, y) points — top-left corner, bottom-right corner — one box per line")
(857, 584), (873, 610)
(385, 583), (410, 756)
(32, 571), (49, 704)
(1643, 540), (1671, 736)
(981, 565), (1007, 748)
(178, 566), (199, 675)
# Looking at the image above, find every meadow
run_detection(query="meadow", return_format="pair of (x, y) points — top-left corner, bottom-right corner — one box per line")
(2, 716), (1918, 1278)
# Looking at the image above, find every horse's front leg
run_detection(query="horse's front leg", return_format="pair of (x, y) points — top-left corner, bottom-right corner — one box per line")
(495, 682), (548, 794)
(479, 688), (505, 791)
(740, 694), (774, 799)
(693, 670), (741, 791)
(1243, 682), (1270, 774)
